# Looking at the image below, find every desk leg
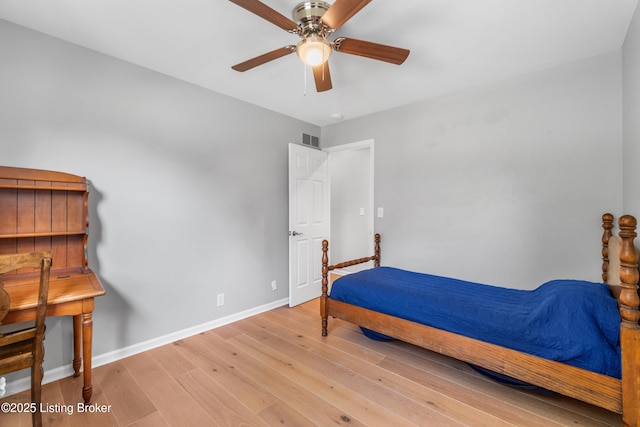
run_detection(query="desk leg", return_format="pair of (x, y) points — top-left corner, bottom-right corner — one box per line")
(82, 312), (93, 404)
(72, 315), (82, 377)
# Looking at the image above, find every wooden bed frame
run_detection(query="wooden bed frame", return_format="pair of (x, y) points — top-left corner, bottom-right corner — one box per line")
(321, 213), (640, 426)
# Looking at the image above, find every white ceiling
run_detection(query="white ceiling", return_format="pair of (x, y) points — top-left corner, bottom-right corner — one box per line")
(0, 0), (637, 126)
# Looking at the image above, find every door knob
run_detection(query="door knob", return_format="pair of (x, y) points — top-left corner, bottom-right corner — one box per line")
(289, 231), (304, 236)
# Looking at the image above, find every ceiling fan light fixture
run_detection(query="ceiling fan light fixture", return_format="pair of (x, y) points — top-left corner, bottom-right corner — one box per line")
(296, 36), (332, 66)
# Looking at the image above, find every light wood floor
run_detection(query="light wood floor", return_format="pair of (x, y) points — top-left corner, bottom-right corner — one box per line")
(1, 299), (623, 426)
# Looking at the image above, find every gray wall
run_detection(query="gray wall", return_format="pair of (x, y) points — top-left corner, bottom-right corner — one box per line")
(329, 145), (372, 268)
(623, 4), (640, 217)
(322, 52), (623, 289)
(0, 19), (319, 384)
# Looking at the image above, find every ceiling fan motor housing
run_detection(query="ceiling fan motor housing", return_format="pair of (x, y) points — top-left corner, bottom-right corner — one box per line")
(293, 1), (331, 36)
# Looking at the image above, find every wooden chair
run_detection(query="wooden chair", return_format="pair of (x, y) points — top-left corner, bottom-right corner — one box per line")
(0, 251), (53, 427)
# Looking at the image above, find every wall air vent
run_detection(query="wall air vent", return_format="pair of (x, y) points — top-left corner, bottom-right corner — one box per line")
(302, 133), (320, 149)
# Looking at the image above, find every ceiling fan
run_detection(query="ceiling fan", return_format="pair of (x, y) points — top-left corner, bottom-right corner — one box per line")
(229, 0), (410, 92)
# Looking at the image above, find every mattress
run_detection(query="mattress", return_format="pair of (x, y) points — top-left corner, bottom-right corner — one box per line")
(330, 267), (622, 378)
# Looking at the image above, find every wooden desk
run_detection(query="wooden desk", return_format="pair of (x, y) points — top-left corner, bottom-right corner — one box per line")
(2, 270), (104, 404)
(0, 165), (105, 404)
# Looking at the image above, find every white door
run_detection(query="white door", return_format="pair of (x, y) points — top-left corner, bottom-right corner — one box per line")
(288, 143), (330, 307)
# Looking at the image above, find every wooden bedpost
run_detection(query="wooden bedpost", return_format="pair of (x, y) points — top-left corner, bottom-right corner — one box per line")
(321, 239), (329, 337)
(618, 215), (639, 329)
(602, 213), (614, 283)
(617, 215), (640, 427)
(321, 233), (381, 337)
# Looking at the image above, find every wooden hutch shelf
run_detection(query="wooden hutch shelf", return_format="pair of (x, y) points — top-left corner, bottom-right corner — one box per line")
(0, 231), (87, 239)
(0, 184), (87, 192)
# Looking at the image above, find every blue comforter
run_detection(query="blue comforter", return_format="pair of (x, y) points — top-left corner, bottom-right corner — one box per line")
(330, 267), (622, 378)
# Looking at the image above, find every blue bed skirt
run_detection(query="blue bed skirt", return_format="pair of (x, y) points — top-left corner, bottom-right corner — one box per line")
(330, 267), (622, 378)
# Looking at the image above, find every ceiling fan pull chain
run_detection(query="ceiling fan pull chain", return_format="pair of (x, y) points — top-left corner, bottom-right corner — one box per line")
(303, 63), (308, 96)
(322, 58), (326, 81)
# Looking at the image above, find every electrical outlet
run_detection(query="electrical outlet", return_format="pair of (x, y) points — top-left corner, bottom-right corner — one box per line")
(271, 280), (278, 291)
(217, 293), (224, 306)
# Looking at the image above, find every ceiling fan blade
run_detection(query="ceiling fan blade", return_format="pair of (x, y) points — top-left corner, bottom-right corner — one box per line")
(321, 0), (371, 30)
(229, 0), (300, 32)
(333, 37), (410, 65)
(232, 46), (295, 72)
(312, 62), (333, 92)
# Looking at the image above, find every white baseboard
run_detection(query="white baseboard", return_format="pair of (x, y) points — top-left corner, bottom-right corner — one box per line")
(3, 297), (289, 398)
